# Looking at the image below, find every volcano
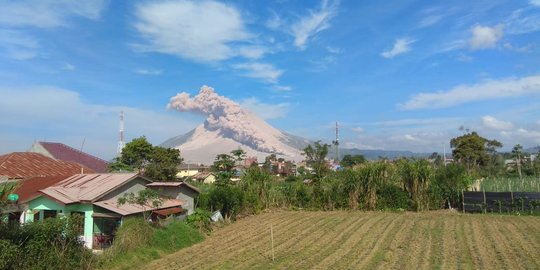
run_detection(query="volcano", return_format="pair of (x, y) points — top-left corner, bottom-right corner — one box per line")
(161, 86), (310, 164)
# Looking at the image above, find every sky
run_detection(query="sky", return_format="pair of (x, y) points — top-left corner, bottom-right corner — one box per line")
(0, 0), (539, 160)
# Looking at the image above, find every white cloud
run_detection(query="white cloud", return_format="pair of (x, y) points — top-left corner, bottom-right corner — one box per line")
(469, 24), (503, 50)
(402, 74), (540, 110)
(418, 15), (443, 28)
(266, 11), (283, 30)
(0, 86), (197, 160)
(0, 29), (39, 60)
(62, 63), (76, 71)
(326, 46), (343, 54)
(239, 97), (289, 119)
(274, 85), (293, 92)
(531, 0), (540, 7)
(381, 38), (415, 59)
(0, 1), (106, 28)
(232, 62), (283, 83)
(505, 8), (540, 35)
(482, 116), (514, 131)
(290, 0), (339, 50)
(351, 127), (364, 133)
(135, 69), (162, 75)
(134, 0), (260, 62)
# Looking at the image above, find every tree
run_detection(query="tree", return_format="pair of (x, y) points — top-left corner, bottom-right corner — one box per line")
(230, 148), (247, 166)
(512, 144), (524, 179)
(212, 154), (235, 173)
(450, 132), (502, 171)
(120, 136), (154, 171)
(302, 141), (330, 181)
(144, 147), (182, 181)
(113, 137), (182, 180)
(340, 154), (366, 168)
(117, 189), (163, 220)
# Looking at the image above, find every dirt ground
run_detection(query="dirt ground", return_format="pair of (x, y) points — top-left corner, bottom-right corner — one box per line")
(143, 210), (540, 269)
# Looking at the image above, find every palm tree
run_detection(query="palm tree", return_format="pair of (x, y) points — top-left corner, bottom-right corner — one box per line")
(512, 144), (524, 179)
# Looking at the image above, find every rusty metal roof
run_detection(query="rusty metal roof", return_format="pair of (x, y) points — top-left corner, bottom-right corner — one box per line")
(36, 142), (109, 173)
(0, 152), (94, 179)
(39, 173), (145, 204)
(15, 175), (71, 202)
(93, 198), (183, 216)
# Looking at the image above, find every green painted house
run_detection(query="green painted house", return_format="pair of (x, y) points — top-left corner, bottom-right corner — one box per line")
(23, 173), (184, 249)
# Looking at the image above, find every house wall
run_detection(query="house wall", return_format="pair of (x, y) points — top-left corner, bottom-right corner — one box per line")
(100, 177), (149, 201)
(150, 185), (198, 215)
(203, 175), (216, 184)
(178, 186), (197, 215)
(26, 197), (95, 248)
(177, 169), (199, 178)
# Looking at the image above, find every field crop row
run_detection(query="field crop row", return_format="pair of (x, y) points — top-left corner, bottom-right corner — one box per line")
(144, 211), (540, 269)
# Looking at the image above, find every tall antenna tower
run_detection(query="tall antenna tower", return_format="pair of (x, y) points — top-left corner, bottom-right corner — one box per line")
(332, 122), (340, 163)
(116, 111), (125, 157)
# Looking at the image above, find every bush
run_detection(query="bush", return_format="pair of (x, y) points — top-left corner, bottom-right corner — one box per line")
(0, 216), (94, 270)
(101, 217), (154, 260)
(185, 210), (213, 233)
(152, 221), (204, 252)
(377, 185), (410, 210)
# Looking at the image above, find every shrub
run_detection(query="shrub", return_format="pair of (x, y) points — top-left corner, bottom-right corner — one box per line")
(185, 210), (213, 233)
(377, 185), (410, 210)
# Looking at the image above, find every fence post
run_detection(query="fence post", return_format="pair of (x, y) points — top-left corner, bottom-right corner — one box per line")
(483, 189), (487, 214)
(511, 191), (514, 212)
(462, 190), (465, 213)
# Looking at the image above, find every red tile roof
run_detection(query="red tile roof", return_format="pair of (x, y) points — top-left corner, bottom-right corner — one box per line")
(14, 175), (71, 202)
(37, 142), (109, 173)
(0, 152), (94, 180)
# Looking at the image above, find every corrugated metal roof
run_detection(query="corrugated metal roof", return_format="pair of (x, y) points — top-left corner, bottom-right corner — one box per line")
(0, 152), (94, 179)
(147, 181), (200, 193)
(93, 198), (183, 216)
(37, 142), (109, 173)
(15, 175), (71, 202)
(153, 206), (184, 216)
(40, 173), (142, 204)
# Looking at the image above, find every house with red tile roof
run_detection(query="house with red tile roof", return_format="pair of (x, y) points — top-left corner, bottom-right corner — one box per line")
(28, 142), (109, 173)
(0, 152), (94, 180)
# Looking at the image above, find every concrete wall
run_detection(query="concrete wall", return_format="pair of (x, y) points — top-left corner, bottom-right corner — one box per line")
(150, 185), (198, 215)
(27, 143), (54, 159)
(100, 177), (149, 201)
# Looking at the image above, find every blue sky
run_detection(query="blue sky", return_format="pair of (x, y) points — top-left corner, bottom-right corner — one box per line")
(1, 0), (539, 160)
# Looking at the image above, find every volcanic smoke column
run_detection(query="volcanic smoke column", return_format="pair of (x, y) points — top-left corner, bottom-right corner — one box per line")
(167, 85), (284, 154)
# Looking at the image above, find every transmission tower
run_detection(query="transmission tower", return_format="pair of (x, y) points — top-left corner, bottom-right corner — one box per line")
(116, 111), (125, 157)
(332, 122), (340, 163)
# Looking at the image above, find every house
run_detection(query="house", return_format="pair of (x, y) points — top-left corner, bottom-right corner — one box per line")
(28, 141), (109, 173)
(146, 182), (200, 215)
(176, 163), (208, 178)
(191, 172), (217, 184)
(22, 173), (186, 249)
(0, 152), (94, 180)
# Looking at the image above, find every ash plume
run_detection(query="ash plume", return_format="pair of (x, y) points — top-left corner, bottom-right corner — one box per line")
(167, 85), (283, 153)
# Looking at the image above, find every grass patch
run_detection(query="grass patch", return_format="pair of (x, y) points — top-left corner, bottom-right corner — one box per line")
(98, 218), (204, 269)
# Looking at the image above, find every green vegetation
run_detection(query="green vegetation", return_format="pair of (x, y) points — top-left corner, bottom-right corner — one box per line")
(480, 176), (540, 192)
(0, 215), (94, 270)
(109, 136), (182, 180)
(98, 218), (204, 270)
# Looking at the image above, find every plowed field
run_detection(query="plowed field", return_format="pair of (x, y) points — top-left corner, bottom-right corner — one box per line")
(144, 211), (540, 269)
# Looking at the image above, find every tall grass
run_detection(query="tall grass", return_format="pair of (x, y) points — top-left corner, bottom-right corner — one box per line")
(480, 176), (540, 192)
(98, 218), (203, 270)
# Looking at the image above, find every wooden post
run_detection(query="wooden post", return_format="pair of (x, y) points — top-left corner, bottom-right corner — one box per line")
(511, 191), (514, 212)
(462, 190), (465, 214)
(483, 189), (487, 214)
(271, 224), (275, 263)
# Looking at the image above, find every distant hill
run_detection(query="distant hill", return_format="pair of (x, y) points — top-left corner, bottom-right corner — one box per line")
(329, 147), (428, 160)
(525, 146), (540, 154)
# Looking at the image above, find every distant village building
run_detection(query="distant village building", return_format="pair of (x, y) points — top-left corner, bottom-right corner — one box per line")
(28, 141), (109, 173)
(176, 163), (208, 178)
(191, 172), (217, 184)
